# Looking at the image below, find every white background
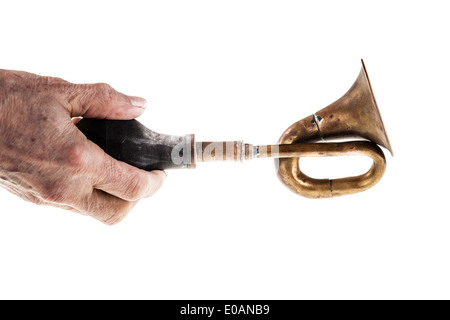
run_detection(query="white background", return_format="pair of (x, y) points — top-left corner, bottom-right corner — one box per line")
(0, 0), (449, 300)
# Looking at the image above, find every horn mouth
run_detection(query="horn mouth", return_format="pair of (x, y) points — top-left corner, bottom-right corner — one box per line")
(361, 59), (394, 156)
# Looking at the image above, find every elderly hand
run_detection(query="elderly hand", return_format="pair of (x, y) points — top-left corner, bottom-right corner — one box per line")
(0, 69), (166, 225)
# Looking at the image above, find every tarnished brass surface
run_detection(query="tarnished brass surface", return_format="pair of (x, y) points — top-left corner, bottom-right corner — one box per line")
(276, 60), (392, 198)
(265, 141), (386, 198)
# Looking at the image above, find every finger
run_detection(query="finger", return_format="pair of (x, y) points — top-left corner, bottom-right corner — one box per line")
(91, 142), (166, 201)
(79, 189), (137, 225)
(4, 71), (147, 120)
(64, 82), (147, 119)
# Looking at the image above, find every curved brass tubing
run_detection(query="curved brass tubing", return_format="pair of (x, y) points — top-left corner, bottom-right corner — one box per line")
(275, 141), (386, 198)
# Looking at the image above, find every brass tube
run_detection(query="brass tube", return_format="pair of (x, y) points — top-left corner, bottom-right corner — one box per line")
(273, 141), (386, 198)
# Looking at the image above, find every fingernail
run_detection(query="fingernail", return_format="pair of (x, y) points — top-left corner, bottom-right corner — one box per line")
(128, 96), (147, 108)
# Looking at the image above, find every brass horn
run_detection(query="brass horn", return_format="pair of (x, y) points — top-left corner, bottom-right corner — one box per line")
(276, 59), (392, 198)
(76, 60), (392, 198)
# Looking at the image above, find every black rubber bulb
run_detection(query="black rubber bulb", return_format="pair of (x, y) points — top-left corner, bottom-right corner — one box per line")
(76, 118), (194, 171)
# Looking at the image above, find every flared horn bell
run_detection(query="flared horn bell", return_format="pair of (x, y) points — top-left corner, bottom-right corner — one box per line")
(277, 60), (392, 198)
(278, 60), (392, 154)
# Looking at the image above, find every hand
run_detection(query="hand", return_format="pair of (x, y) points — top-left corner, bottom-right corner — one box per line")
(0, 69), (166, 225)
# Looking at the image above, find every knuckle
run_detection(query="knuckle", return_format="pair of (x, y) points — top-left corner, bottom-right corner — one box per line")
(81, 190), (133, 225)
(62, 144), (87, 171)
(123, 174), (146, 201)
(99, 202), (132, 226)
(66, 82), (116, 115)
(93, 83), (116, 102)
(103, 209), (129, 225)
(103, 158), (146, 201)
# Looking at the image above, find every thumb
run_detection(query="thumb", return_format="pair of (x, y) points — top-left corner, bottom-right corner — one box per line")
(66, 83), (147, 120)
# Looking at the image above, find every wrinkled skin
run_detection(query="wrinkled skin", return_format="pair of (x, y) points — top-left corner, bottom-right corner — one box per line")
(0, 69), (166, 225)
